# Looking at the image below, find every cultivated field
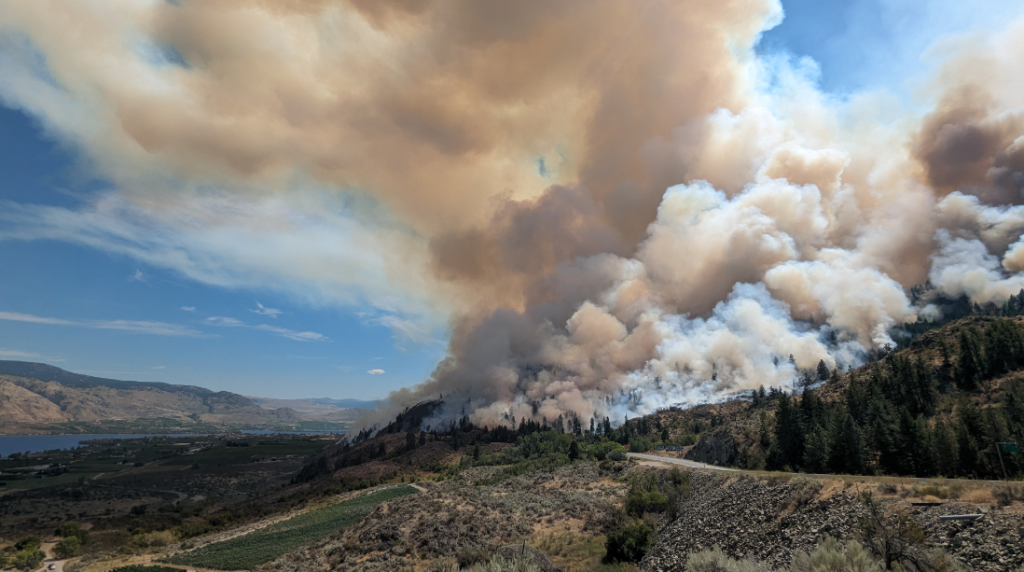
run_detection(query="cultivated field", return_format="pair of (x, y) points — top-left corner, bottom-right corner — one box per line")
(164, 485), (418, 570)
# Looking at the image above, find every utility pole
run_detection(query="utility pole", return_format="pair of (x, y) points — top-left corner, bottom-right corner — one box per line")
(996, 442), (1018, 480)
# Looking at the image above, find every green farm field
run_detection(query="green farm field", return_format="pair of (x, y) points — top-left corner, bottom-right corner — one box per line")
(164, 485), (419, 570)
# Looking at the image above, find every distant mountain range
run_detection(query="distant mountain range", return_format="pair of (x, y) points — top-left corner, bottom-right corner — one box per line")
(309, 397), (379, 409)
(0, 360), (366, 434)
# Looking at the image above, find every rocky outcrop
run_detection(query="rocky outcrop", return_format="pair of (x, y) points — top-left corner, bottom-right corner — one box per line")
(642, 473), (1024, 572)
(684, 427), (737, 466)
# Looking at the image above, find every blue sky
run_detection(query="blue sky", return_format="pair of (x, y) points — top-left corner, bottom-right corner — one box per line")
(0, 0), (1016, 400)
(0, 105), (442, 399)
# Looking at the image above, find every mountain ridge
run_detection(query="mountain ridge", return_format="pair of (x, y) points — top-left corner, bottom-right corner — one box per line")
(0, 360), (357, 433)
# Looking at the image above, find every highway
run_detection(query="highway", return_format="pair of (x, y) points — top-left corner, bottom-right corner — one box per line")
(627, 452), (737, 472)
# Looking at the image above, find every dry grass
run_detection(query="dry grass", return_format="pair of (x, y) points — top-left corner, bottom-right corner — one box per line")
(530, 532), (606, 571)
(960, 488), (996, 505)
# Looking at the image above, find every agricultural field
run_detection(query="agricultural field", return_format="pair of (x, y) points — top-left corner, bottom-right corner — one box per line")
(0, 434), (332, 541)
(108, 566), (184, 572)
(164, 485), (418, 570)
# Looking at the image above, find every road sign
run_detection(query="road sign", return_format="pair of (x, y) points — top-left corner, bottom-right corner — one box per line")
(1001, 443), (1020, 453)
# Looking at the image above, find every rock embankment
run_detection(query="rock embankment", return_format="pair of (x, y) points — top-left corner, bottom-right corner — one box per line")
(642, 473), (1024, 572)
(683, 428), (737, 467)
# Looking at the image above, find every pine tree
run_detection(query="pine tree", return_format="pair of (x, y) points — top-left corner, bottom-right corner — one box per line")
(803, 425), (831, 473)
(816, 359), (830, 381)
(759, 411), (772, 449)
(828, 411), (865, 475)
(568, 440), (580, 461)
(932, 419), (959, 477)
(957, 328), (984, 392)
(773, 393), (805, 469)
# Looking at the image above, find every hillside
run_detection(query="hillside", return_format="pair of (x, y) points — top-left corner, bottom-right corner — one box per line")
(654, 316), (1024, 480)
(0, 360), (332, 434)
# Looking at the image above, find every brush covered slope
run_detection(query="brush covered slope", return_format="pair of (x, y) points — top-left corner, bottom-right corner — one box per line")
(663, 315), (1024, 479)
(0, 360), (307, 433)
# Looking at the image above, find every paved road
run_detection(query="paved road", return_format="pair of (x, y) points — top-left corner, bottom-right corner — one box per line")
(627, 453), (1015, 486)
(39, 540), (65, 572)
(627, 452), (737, 472)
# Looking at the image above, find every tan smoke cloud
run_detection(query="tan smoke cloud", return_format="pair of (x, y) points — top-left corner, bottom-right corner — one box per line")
(5, 1), (1024, 430)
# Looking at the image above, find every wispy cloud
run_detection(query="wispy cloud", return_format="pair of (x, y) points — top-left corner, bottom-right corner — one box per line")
(0, 348), (42, 359)
(255, 324), (326, 342)
(181, 306), (196, 312)
(0, 311), (203, 337)
(205, 316), (245, 327)
(251, 302), (282, 318)
(367, 368), (385, 375)
(151, 365), (166, 370)
(368, 314), (443, 347)
(205, 316), (326, 342)
(131, 269), (148, 284)
(0, 348), (64, 362)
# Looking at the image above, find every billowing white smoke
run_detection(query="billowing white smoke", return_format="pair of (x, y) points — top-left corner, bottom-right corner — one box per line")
(379, 172), (1024, 431)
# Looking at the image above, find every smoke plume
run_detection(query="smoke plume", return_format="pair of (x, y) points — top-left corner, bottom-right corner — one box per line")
(3, 1), (1024, 429)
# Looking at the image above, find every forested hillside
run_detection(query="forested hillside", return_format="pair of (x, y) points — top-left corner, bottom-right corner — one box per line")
(687, 315), (1024, 479)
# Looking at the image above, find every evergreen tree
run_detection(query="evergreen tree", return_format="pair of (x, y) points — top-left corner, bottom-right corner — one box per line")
(932, 419), (959, 477)
(568, 440), (580, 461)
(758, 411), (772, 449)
(816, 359), (830, 381)
(828, 410), (865, 475)
(957, 328), (984, 391)
(772, 393), (805, 470)
(803, 425), (831, 473)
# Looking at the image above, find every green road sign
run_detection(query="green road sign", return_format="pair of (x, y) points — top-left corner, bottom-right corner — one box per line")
(1000, 443), (1020, 453)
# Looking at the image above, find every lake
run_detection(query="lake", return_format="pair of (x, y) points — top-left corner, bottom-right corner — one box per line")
(0, 430), (344, 458)
(0, 433), (194, 458)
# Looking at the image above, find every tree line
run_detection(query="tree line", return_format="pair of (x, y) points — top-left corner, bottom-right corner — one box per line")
(756, 317), (1024, 479)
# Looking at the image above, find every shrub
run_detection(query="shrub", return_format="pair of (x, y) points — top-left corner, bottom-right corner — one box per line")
(173, 517), (213, 539)
(789, 536), (882, 572)
(604, 521), (655, 563)
(784, 479), (822, 510)
(14, 535), (40, 551)
(59, 520), (89, 544)
(470, 554), (541, 572)
(855, 492), (927, 571)
(12, 549), (44, 571)
(54, 536), (81, 559)
(625, 489), (668, 516)
(457, 547), (489, 568)
(132, 530), (175, 548)
(684, 545), (771, 572)
(589, 441), (627, 461)
(915, 485), (950, 500)
(994, 483), (1024, 507)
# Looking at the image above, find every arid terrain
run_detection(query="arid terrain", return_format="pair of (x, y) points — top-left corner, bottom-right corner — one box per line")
(0, 361), (357, 434)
